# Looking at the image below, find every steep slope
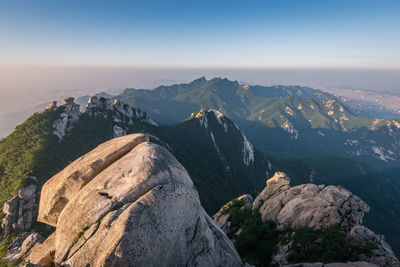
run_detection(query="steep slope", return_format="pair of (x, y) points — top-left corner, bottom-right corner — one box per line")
(147, 109), (271, 213)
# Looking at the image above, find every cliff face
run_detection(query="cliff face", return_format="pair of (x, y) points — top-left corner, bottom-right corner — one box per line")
(1, 185), (38, 237)
(213, 172), (400, 267)
(49, 96), (157, 141)
(28, 134), (242, 266)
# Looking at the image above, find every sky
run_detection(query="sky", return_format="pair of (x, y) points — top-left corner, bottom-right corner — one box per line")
(1, 0), (400, 134)
(1, 0), (400, 69)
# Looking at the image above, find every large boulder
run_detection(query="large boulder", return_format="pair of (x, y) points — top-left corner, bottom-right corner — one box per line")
(252, 172), (369, 231)
(38, 133), (149, 226)
(1, 185), (38, 236)
(34, 134), (242, 266)
(213, 172), (399, 267)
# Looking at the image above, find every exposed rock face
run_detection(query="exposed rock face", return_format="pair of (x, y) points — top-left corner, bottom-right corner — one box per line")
(213, 194), (253, 234)
(52, 97), (81, 141)
(191, 108), (255, 166)
(47, 96), (158, 141)
(85, 96), (158, 127)
(43, 101), (57, 111)
(348, 226), (399, 267)
(112, 124), (126, 137)
(28, 232), (56, 266)
(252, 172), (369, 231)
(1, 185), (38, 236)
(38, 133), (150, 226)
(213, 172), (399, 267)
(34, 134), (241, 266)
(3, 232), (44, 263)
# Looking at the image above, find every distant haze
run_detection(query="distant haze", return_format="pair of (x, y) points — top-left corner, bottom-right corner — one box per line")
(1, 67), (400, 113)
(1, 66), (399, 138)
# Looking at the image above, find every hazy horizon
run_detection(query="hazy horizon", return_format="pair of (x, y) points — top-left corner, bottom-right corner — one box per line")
(1, 0), (400, 137)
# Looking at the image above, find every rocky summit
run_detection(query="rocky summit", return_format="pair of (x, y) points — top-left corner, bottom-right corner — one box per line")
(252, 172), (369, 231)
(213, 172), (399, 267)
(28, 134), (241, 266)
(49, 96), (157, 141)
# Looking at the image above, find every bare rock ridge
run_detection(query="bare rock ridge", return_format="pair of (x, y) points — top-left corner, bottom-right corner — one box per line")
(213, 172), (400, 267)
(46, 96), (158, 141)
(1, 185), (38, 237)
(30, 134), (242, 266)
(191, 108), (255, 166)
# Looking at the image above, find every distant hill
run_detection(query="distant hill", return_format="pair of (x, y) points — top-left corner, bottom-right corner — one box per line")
(117, 77), (400, 169)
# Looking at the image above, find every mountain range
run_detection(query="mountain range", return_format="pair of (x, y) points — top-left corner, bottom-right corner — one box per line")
(76, 77), (397, 170)
(1, 77), (400, 262)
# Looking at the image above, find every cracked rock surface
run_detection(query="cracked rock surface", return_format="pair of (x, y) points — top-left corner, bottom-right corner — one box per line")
(1, 185), (38, 236)
(213, 172), (399, 267)
(34, 134), (242, 266)
(252, 172), (370, 231)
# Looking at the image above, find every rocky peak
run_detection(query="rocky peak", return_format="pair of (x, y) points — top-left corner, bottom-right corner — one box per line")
(191, 108), (231, 131)
(1, 185), (38, 237)
(43, 101), (57, 112)
(84, 96), (158, 129)
(45, 96), (157, 141)
(51, 97), (81, 141)
(30, 134), (242, 266)
(189, 76), (207, 86)
(213, 172), (399, 266)
(267, 171), (290, 185)
(62, 97), (76, 105)
(190, 108), (254, 166)
(253, 172), (369, 231)
(85, 96), (114, 111)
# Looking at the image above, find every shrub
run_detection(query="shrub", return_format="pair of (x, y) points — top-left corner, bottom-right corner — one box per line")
(223, 199), (279, 267)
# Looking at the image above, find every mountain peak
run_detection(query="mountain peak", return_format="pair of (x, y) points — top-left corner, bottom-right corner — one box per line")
(189, 76), (207, 85)
(194, 108), (225, 119)
(190, 108), (231, 131)
(188, 108), (255, 166)
(44, 96), (157, 141)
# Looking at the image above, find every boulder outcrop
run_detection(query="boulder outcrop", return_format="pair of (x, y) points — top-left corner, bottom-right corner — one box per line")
(33, 134), (242, 266)
(213, 172), (399, 267)
(38, 133), (150, 226)
(1, 185), (38, 236)
(85, 96), (158, 127)
(252, 172), (369, 231)
(44, 96), (158, 142)
(52, 97), (81, 141)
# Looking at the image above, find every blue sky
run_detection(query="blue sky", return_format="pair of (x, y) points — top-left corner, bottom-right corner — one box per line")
(1, 0), (399, 68)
